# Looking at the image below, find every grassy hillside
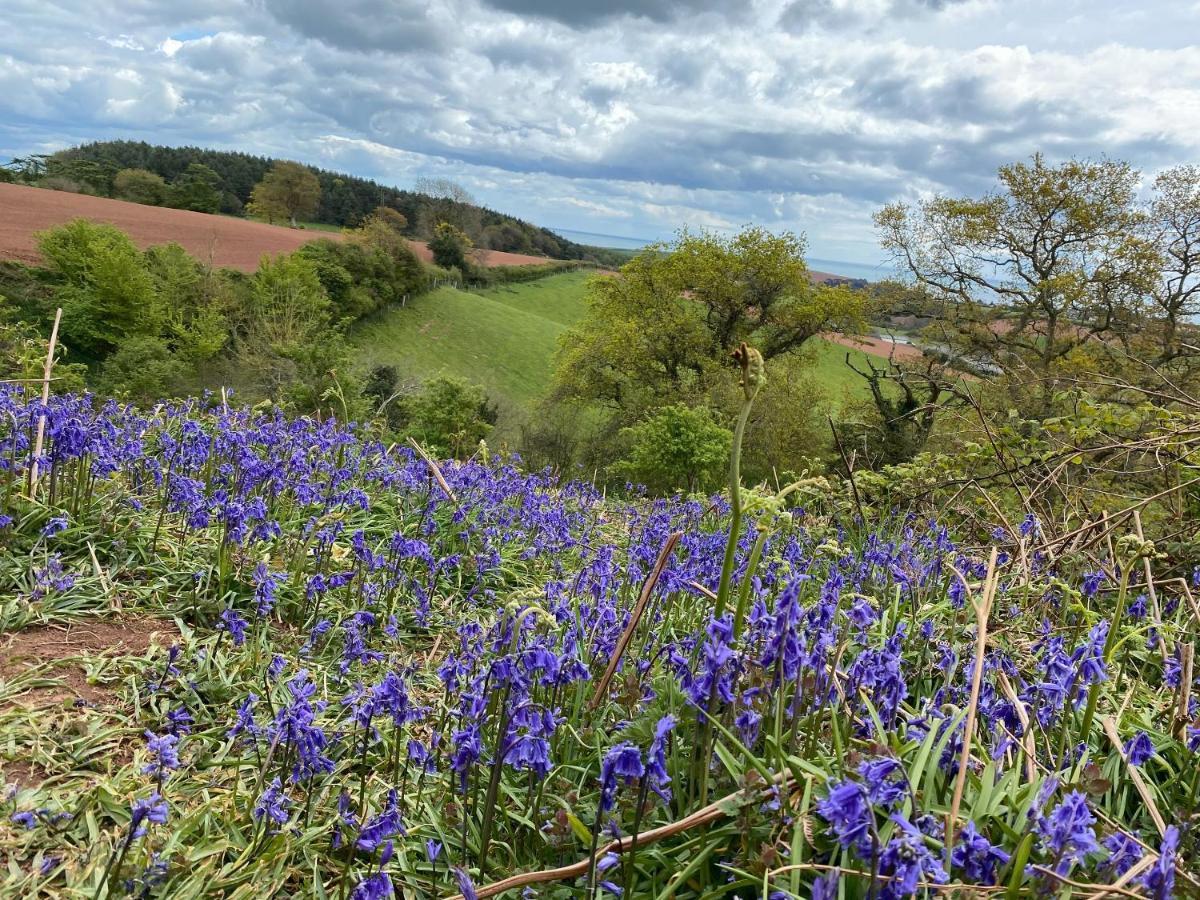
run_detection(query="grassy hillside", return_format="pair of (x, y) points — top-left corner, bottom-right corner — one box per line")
(352, 270), (885, 438)
(351, 271), (593, 426)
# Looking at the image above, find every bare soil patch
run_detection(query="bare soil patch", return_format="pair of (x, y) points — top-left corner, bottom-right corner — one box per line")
(0, 617), (177, 708)
(0, 183), (559, 272)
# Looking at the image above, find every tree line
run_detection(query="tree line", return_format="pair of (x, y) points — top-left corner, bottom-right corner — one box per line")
(1, 141), (628, 267)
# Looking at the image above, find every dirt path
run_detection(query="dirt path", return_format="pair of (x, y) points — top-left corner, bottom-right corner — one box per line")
(0, 183), (559, 272)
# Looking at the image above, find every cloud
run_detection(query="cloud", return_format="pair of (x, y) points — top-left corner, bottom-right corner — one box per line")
(478, 0), (730, 27)
(0, 0), (1197, 263)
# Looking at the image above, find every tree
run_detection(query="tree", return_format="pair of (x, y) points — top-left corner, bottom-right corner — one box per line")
(36, 220), (164, 358)
(875, 155), (1160, 413)
(614, 404), (732, 494)
(415, 177), (482, 240)
(553, 227), (864, 414)
(169, 163), (223, 213)
(248, 161), (321, 227)
(245, 253), (331, 356)
(113, 168), (167, 206)
(428, 222), (473, 271)
(1147, 165), (1200, 367)
(840, 353), (965, 467)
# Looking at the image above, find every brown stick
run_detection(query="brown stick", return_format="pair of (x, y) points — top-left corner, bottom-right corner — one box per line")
(588, 531), (682, 710)
(945, 547), (998, 869)
(447, 773), (789, 899)
(1131, 511), (1168, 663)
(828, 416), (865, 522)
(407, 436), (459, 506)
(28, 307), (62, 497)
(1176, 642), (1194, 741)
(1101, 716), (1166, 838)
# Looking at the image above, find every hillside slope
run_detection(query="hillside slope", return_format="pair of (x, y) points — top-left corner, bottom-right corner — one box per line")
(352, 271), (889, 443)
(0, 183), (558, 272)
(352, 272), (592, 430)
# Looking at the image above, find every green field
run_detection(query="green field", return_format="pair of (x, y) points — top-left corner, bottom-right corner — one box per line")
(352, 270), (886, 435)
(351, 271), (593, 427)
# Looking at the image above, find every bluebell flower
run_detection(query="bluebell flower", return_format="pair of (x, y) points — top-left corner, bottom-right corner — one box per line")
(452, 867), (478, 900)
(1101, 831), (1143, 877)
(130, 793), (169, 839)
(951, 821), (1009, 883)
(859, 758), (906, 811)
(253, 777), (289, 827)
(41, 516), (68, 537)
(218, 608), (248, 646)
(11, 810), (37, 830)
(1141, 826), (1178, 900)
(1038, 791), (1100, 876)
(166, 706), (193, 736)
(1125, 731), (1155, 767)
(350, 872), (393, 900)
(141, 731), (181, 780)
(879, 815), (948, 898)
(599, 742), (644, 813)
(357, 789), (405, 852)
(816, 780), (874, 857)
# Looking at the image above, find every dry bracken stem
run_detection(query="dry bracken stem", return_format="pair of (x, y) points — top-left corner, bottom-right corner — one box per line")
(446, 774), (791, 900)
(588, 530), (682, 710)
(946, 546), (998, 873)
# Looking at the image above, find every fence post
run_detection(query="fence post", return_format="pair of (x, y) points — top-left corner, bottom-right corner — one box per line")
(29, 307), (62, 499)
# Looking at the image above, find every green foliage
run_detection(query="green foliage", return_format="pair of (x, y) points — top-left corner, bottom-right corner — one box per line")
(428, 222), (473, 270)
(143, 243), (232, 363)
(245, 253), (331, 356)
(0, 298), (87, 392)
(167, 163), (222, 213)
(876, 153), (1170, 415)
(396, 374), (494, 460)
(36, 220), (163, 359)
(112, 168), (167, 205)
(96, 334), (186, 402)
(614, 404), (731, 493)
(553, 227), (865, 420)
(247, 160), (321, 226)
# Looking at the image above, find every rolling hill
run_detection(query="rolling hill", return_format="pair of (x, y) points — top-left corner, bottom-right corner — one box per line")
(351, 271), (889, 442)
(0, 183), (558, 272)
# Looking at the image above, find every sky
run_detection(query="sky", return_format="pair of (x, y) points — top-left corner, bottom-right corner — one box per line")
(2, 1), (1199, 265)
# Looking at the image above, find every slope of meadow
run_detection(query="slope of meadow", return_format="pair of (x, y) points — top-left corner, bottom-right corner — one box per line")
(351, 271), (592, 426)
(352, 270), (885, 436)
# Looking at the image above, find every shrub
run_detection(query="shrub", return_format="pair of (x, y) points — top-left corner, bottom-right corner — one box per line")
(36, 220), (163, 359)
(613, 404), (732, 494)
(113, 168), (167, 206)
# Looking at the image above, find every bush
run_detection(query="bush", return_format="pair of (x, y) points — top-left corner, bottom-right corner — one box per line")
(36, 220), (163, 359)
(613, 404), (732, 494)
(393, 376), (496, 459)
(428, 222), (472, 270)
(113, 168), (167, 205)
(96, 335), (185, 402)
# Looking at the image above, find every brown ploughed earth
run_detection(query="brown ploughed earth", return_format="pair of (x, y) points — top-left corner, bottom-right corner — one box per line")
(0, 183), (559, 272)
(822, 332), (925, 363)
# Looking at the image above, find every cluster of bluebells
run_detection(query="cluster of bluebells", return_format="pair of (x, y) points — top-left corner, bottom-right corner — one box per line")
(1, 387), (1195, 898)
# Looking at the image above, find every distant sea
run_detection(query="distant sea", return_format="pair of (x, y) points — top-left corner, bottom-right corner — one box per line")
(553, 229), (900, 282)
